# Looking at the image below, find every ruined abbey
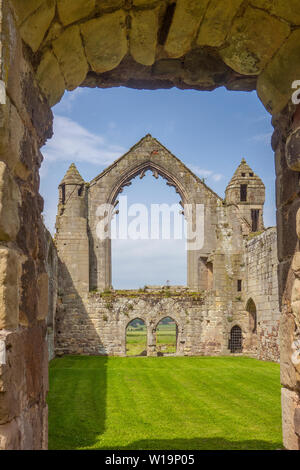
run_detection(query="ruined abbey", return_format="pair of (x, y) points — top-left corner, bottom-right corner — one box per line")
(46, 135), (280, 362)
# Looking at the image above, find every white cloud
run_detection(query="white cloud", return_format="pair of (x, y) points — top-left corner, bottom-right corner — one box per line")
(250, 132), (272, 144)
(188, 164), (224, 183)
(41, 115), (125, 171)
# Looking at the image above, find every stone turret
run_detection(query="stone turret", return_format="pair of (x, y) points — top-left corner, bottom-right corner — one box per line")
(55, 163), (89, 294)
(225, 159), (265, 232)
(57, 163), (86, 219)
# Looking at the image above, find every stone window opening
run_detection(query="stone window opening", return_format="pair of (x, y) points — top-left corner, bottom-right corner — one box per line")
(240, 184), (247, 202)
(251, 209), (260, 232)
(237, 280), (242, 292)
(249, 173), (254, 177)
(111, 167), (187, 290)
(156, 317), (178, 356)
(126, 318), (147, 357)
(198, 257), (214, 291)
(78, 184), (84, 197)
(229, 325), (243, 353)
(60, 184), (65, 204)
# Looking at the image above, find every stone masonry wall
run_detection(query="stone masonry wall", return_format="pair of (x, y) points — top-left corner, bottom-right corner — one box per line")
(244, 228), (280, 362)
(0, 2), (52, 450)
(55, 289), (228, 357)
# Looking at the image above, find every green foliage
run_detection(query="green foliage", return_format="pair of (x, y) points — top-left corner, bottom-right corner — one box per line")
(48, 356), (282, 450)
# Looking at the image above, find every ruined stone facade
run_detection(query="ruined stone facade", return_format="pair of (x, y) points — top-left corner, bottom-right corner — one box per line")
(1, 0), (300, 450)
(54, 136), (280, 363)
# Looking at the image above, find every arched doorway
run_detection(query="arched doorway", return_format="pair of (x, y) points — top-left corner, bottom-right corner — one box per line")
(229, 325), (243, 353)
(126, 319), (147, 357)
(246, 298), (257, 333)
(156, 317), (178, 356)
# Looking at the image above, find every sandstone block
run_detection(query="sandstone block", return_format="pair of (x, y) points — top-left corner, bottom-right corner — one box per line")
(292, 279), (300, 304)
(57, 0), (95, 26)
(37, 272), (49, 321)
(36, 50), (66, 107)
(0, 420), (20, 450)
(132, 0), (157, 6)
(0, 247), (21, 330)
(250, 0), (300, 25)
(197, 0), (243, 48)
(130, 8), (160, 66)
(11, 0), (44, 25)
(98, 0), (125, 9)
(19, 0), (56, 52)
(295, 408), (300, 436)
(282, 388), (300, 450)
(292, 253), (300, 278)
(0, 162), (20, 242)
(164, 0), (210, 58)
(297, 208), (300, 240)
(52, 26), (89, 90)
(257, 29), (300, 114)
(286, 128), (300, 172)
(0, 97), (25, 176)
(220, 6), (290, 75)
(81, 11), (127, 73)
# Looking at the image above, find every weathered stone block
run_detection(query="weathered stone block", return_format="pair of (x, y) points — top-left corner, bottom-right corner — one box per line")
(257, 30), (300, 114)
(250, 0), (300, 25)
(0, 248), (21, 330)
(295, 408), (300, 436)
(132, 0), (157, 6)
(0, 420), (20, 450)
(130, 8), (160, 66)
(36, 50), (66, 107)
(282, 388), (300, 450)
(220, 6), (290, 76)
(57, 0), (95, 26)
(19, 0), (56, 52)
(10, 0), (44, 25)
(164, 0), (210, 58)
(98, 0), (125, 9)
(81, 11), (127, 74)
(197, 0), (243, 48)
(37, 272), (49, 321)
(286, 128), (300, 172)
(0, 162), (20, 242)
(277, 200), (300, 263)
(292, 253), (300, 278)
(52, 26), (89, 90)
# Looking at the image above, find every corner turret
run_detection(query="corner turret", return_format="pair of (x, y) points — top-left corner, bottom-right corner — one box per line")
(225, 159), (265, 232)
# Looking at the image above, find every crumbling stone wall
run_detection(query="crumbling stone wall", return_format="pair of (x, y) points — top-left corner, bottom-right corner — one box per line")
(44, 229), (58, 360)
(244, 228), (280, 362)
(55, 289), (228, 357)
(0, 1), (52, 450)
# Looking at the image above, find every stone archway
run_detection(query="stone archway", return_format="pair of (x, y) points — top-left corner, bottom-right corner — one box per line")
(1, 0), (300, 450)
(155, 316), (178, 356)
(87, 135), (220, 291)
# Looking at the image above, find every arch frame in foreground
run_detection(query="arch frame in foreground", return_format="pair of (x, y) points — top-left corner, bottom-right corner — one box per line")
(0, 0), (300, 450)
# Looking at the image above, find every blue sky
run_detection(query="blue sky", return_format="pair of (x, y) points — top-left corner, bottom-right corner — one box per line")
(40, 86), (275, 288)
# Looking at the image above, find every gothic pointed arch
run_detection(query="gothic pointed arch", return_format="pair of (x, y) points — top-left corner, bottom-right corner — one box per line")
(88, 135), (221, 291)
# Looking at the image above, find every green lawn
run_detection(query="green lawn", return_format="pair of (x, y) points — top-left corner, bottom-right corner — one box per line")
(48, 356), (282, 450)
